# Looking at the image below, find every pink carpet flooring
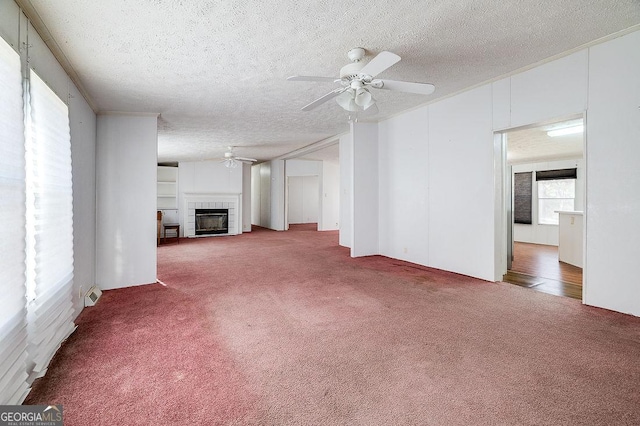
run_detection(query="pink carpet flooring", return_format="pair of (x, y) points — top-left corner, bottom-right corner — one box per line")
(26, 224), (640, 425)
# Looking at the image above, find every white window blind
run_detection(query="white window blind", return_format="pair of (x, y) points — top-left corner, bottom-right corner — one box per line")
(537, 179), (576, 225)
(0, 39), (29, 404)
(25, 70), (76, 381)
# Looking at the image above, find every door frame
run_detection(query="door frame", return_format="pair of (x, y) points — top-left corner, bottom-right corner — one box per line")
(494, 113), (587, 299)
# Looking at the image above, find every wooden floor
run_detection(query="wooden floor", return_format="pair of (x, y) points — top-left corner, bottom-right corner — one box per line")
(503, 242), (583, 300)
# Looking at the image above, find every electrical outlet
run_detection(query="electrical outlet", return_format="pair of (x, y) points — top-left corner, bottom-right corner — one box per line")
(404, 247), (408, 254)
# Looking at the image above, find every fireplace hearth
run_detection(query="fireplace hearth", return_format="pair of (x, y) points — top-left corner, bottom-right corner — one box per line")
(195, 209), (228, 235)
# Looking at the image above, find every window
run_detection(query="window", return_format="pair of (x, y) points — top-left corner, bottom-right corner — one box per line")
(538, 179), (575, 225)
(0, 29), (75, 404)
(25, 70), (75, 379)
(0, 36), (29, 405)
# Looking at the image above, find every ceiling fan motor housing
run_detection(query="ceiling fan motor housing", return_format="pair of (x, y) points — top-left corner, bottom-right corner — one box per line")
(347, 47), (365, 62)
(340, 61), (365, 80)
(340, 47), (369, 80)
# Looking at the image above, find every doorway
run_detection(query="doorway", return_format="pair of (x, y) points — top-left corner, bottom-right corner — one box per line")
(499, 117), (585, 300)
(283, 144), (340, 232)
(287, 175), (320, 229)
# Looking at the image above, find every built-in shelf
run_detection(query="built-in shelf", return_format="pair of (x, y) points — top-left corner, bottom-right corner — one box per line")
(157, 166), (178, 210)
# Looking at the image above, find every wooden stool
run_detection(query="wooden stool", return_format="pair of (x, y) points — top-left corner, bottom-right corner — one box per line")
(163, 223), (180, 244)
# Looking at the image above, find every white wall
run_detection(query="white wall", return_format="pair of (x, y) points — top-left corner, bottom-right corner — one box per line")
(324, 31), (640, 315)
(242, 163), (251, 232)
(584, 31), (640, 316)
(288, 176), (319, 224)
(379, 106), (430, 265)
(1, 1), (98, 317)
(251, 164), (261, 225)
(339, 133), (352, 247)
(351, 122), (379, 257)
(512, 159), (585, 246)
(428, 85), (496, 280)
(69, 81), (97, 317)
(96, 114), (157, 290)
(378, 86), (495, 281)
(286, 159), (321, 176)
(269, 160), (286, 231)
(259, 162), (271, 227)
(499, 51), (589, 130)
(286, 159), (321, 227)
(377, 30), (640, 315)
(251, 160), (286, 231)
(177, 160), (243, 236)
(320, 160), (340, 231)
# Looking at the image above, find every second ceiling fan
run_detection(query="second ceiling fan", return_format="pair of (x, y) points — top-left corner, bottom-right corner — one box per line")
(288, 48), (435, 113)
(220, 146), (256, 168)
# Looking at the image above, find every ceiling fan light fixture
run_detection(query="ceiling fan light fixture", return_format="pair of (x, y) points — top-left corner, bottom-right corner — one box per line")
(223, 158), (238, 168)
(336, 90), (357, 111)
(336, 87), (376, 112)
(362, 98), (376, 110)
(354, 88), (373, 108)
(345, 99), (360, 112)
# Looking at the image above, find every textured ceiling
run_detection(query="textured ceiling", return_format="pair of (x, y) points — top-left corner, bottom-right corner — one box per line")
(506, 119), (584, 165)
(21, 0), (640, 163)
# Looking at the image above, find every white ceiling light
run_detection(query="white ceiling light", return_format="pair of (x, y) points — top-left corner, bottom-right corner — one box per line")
(223, 158), (239, 168)
(336, 87), (376, 112)
(547, 124), (584, 137)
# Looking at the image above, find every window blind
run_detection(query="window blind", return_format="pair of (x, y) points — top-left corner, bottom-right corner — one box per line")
(0, 39), (30, 404)
(513, 172), (533, 224)
(25, 70), (76, 381)
(535, 168), (577, 181)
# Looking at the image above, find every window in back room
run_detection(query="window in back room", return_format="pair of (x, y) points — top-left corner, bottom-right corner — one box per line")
(537, 178), (576, 225)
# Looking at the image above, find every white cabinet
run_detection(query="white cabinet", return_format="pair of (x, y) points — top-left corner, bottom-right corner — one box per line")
(557, 211), (583, 268)
(157, 166), (178, 210)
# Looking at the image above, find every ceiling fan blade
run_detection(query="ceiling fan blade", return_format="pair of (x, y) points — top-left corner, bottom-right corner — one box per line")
(235, 156), (257, 162)
(375, 79), (435, 95)
(301, 88), (345, 111)
(359, 51), (401, 77)
(287, 75), (337, 82)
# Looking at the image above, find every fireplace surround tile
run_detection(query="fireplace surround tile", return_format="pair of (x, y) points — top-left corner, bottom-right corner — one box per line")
(183, 193), (241, 237)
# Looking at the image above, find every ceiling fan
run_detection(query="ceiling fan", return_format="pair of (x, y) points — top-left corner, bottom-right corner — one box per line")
(220, 146), (257, 168)
(288, 48), (435, 113)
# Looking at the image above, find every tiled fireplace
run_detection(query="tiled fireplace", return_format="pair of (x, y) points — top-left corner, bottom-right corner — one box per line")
(195, 209), (228, 235)
(183, 193), (241, 237)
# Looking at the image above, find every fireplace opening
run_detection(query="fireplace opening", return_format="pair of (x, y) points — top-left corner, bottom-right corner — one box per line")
(195, 209), (228, 235)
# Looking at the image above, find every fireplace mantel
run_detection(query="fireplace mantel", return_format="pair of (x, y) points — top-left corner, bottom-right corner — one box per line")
(182, 193), (241, 237)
